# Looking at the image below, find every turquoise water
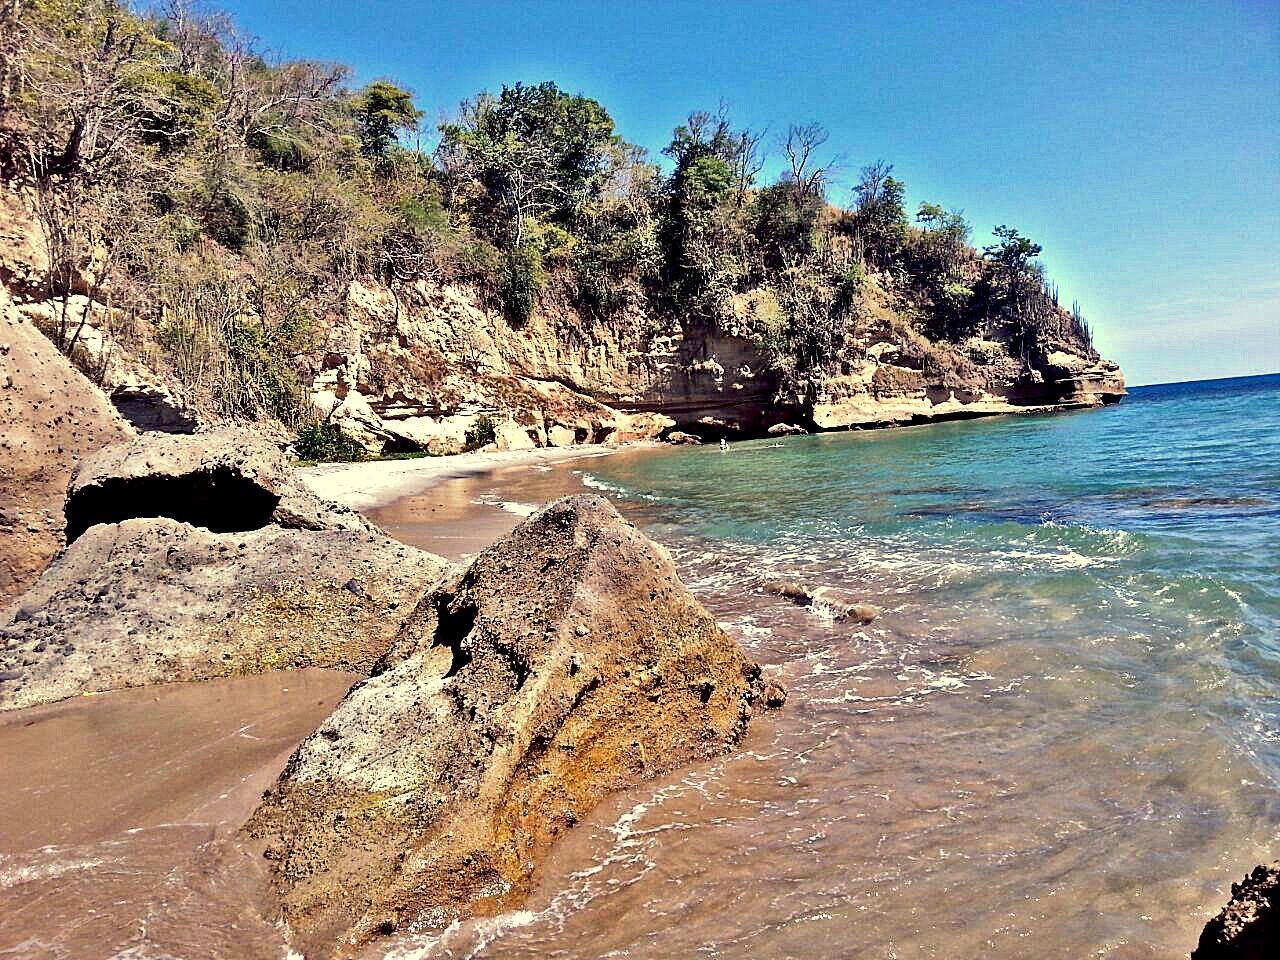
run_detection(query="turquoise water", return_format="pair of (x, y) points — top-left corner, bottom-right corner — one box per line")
(387, 374), (1280, 960)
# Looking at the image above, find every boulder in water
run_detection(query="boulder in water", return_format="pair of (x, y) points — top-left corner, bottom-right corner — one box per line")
(1192, 861), (1279, 959)
(762, 580), (881, 624)
(766, 422), (807, 436)
(665, 430), (703, 445)
(243, 495), (782, 955)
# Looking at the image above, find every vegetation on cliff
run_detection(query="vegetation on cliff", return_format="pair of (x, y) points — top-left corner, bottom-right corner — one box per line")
(0, 0), (1100, 440)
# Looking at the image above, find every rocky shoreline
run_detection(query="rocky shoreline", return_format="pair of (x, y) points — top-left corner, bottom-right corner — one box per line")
(0, 427), (784, 956)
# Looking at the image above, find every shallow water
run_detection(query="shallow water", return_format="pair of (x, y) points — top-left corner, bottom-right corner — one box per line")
(0, 669), (357, 959)
(2, 377), (1275, 960)
(376, 375), (1280, 959)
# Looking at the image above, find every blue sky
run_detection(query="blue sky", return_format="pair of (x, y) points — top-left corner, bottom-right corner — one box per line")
(218, 0), (1279, 386)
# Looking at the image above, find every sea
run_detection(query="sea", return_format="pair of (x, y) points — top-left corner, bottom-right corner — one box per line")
(380, 373), (1280, 959)
(2, 374), (1276, 960)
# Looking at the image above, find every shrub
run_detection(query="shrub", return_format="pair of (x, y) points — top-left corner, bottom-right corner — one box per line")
(295, 421), (366, 462)
(465, 413), (497, 451)
(500, 245), (544, 324)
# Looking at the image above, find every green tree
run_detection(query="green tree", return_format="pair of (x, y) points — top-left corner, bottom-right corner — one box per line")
(851, 161), (908, 271)
(908, 202), (973, 339)
(659, 109), (760, 319)
(353, 80), (421, 158)
(438, 81), (620, 248)
(982, 225), (1051, 356)
(984, 224), (1041, 276)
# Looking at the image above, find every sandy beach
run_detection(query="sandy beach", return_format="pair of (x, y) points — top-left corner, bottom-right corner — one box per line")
(297, 443), (626, 512)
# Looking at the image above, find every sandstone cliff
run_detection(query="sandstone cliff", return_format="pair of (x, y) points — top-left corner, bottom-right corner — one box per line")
(244, 495), (784, 957)
(306, 272), (1125, 455)
(0, 284), (133, 603)
(0, 189), (1123, 459)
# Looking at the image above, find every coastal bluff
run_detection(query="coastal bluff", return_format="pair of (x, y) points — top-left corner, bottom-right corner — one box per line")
(244, 495), (784, 956)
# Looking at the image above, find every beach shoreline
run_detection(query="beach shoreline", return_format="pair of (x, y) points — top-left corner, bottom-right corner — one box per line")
(296, 442), (637, 512)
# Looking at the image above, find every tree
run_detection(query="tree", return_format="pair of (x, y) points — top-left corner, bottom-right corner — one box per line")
(657, 108), (763, 318)
(983, 224), (1041, 273)
(982, 225), (1051, 356)
(438, 81), (620, 248)
(781, 121), (838, 199)
(907, 203), (974, 339)
(352, 80), (420, 158)
(851, 160), (908, 271)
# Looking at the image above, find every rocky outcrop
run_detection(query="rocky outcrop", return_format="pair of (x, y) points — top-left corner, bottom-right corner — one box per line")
(1, 193), (1124, 456)
(0, 518), (449, 711)
(665, 430), (702, 445)
(1193, 862), (1279, 959)
(762, 579), (882, 624)
(1039, 351), (1127, 405)
(297, 268), (1126, 454)
(243, 495), (782, 956)
(65, 427), (369, 542)
(0, 286), (133, 603)
(768, 422), (808, 436)
(0, 429), (451, 711)
(11, 296), (201, 433)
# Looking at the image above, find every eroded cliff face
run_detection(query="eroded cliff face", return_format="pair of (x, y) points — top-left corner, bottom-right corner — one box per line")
(0, 190), (1124, 457)
(0, 284), (134, 603)
(309, 272), (1124, 453)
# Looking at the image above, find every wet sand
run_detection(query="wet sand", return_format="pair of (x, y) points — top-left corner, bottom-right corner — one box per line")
(0, 669), (357, 958)
(366, 445), (671, 561)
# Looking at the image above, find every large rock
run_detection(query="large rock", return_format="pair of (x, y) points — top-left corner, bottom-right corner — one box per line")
(761, 579), (881, 624)
(65, 428), (368, 543)
(1193, 862), (1279, 959)
(605, 410), (676, 444)
(1040, 352), (1127, 405)
(0, 428), (451, 710)
(0, 288), (133, 603)
(767, 422), (808, 436)
(0, 518), (450, 711)
(244, 495), (781, 956)
(492, 418), (537, 451)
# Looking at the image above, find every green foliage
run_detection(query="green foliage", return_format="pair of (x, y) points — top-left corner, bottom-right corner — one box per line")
(465, 413), (497, 451)
(295, 422), (366, 462)
(499, 243), (545, 323)
(905, 203), (974, 340)
(658, 110), (760, 320)
(753, 181), (824, 271)
(353, 81), (422, 158)
(130, 70), (221, 152)
(1, 0), (1096, 436)
(850, 161), (908, 271)
(835, 262), (866, 314)
(984, 225), (1042, 274)
(439, 81), (620, 248)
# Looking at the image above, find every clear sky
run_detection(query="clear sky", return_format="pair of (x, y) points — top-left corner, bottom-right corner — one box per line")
(217, 0), (1278, 386)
